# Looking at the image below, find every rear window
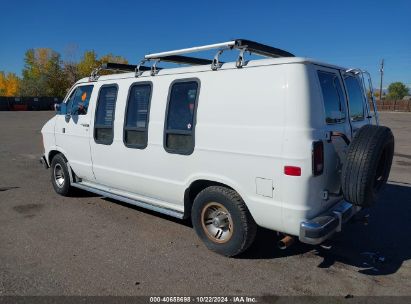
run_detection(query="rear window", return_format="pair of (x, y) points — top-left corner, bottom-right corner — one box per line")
(344, 75), (365, 121)
(317, 71), (346, 124)
(94, 85), (118, 145)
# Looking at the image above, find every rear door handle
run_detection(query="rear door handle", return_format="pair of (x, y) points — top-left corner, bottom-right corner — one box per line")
(326, 131), (351, 146)
(80, 123), (89, 127)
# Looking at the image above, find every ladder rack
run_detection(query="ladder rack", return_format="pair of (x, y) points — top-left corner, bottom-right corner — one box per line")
(89, 39), (295, 80)
(145, 39), (294, 60)
(144, 38), (294, 69)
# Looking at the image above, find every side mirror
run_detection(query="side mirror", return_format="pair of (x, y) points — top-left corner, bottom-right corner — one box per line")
(56, 102), (67, 115)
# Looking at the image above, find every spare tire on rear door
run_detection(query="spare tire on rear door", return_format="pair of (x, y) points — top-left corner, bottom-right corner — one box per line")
(341, 124), (394, 208)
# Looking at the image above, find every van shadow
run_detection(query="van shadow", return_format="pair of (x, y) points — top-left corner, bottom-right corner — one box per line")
(71, 188), (101, 198)
(101, 197), (193, 228)
(75, 182), (411, 275)
(240, 182), (411, 276)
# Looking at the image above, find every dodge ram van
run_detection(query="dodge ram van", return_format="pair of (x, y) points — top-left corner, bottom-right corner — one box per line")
(40, 39), (394, 256)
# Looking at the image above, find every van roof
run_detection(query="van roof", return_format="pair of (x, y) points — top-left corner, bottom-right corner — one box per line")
(76, 57), (348, 85)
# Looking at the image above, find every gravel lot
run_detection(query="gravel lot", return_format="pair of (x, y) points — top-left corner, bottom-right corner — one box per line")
(0, 111), (410, 296)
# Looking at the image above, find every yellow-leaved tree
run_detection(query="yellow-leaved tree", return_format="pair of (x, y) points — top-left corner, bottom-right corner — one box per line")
(0, 71), (21, 96)
(75, 51), (128, 79)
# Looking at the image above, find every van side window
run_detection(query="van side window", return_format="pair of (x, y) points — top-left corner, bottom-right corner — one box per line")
(317, 71), (346, 124)
(94, 85), (118, 145)
(67, 85), (93, 115)
(164, 80), (199, 155)
(344, 75), (365, 121)
(124, 83), (152, 148)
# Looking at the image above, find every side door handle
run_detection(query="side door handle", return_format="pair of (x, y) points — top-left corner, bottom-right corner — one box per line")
(80, 123), (89, 127)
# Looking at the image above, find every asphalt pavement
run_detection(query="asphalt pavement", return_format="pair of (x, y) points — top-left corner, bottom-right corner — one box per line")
(0, 111), (410, 296)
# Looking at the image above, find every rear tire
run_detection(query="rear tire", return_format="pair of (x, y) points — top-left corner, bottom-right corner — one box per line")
(50, 154), (73, 196)
(341, 125), (394, 207)
(191, 186), (257, 257)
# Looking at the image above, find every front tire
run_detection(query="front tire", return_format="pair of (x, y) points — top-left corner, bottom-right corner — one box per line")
(50, 154), (73, 196)
(192, 186), (257, 257)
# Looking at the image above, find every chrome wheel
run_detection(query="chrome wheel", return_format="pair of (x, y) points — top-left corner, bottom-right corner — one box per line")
(53, 163), (65, 188)
(201, 202), (233, 243)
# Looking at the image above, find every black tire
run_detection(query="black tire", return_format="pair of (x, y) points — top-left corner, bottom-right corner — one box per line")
(191, 186), (257, 257)
(50, 154), (73, 196)
(341, 125), (394, 207)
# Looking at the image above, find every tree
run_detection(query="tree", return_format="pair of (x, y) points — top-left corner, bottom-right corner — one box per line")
(62, 44), (81, 86)
(387, 82), (409, 100)
(0, 72), (5, 95)
(5, 73), (20, 96)
(74, 51), (128, 79)
(98, 53), (128, 76)
(76, 50), (99, 79)
(0, 71), (21, 96)
(20, 48), (69, 97)
(373, 90), (380, 99)
(99, 53), (128, 65)
(17, 47), (129, 97)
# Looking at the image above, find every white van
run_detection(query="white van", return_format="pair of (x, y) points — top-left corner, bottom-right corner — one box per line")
(40, 39), (394, 256)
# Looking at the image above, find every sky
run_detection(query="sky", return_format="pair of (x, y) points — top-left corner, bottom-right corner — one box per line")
(0, 0), (410, 89)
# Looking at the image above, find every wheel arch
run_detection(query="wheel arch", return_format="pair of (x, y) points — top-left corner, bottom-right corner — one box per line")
(183, 179), (241, 219)
(47, 147), (67, 164)
(47, 148), (76, 184)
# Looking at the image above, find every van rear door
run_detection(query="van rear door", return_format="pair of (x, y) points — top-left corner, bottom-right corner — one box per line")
(316, 67), (351, 197)
(341, 72), (371, 133)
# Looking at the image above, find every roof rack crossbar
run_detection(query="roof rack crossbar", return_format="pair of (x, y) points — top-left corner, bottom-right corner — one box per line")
(145, 41), (236, 60)
(234, 39), (295, 58)
(101, 62), (151, 72)
(156, 55), (217, 66)
(144, 39), (294, 64)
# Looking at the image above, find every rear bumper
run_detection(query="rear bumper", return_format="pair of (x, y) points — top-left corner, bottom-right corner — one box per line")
(299, 200), (360, 245)
(40, 154), (49, 169)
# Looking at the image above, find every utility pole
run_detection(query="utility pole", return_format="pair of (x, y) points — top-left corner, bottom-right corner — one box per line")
(379, 59), (384, 100)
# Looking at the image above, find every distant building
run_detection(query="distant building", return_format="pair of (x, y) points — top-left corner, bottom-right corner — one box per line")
(403, 96), (411, 100)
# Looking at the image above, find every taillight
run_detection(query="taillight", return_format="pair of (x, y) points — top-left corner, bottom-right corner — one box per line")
(284, 166), (301, 176)
(312, 140), (324, 176)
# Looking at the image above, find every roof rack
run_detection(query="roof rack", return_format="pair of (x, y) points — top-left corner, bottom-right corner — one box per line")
(89, 39), (295, 80)
(142, 38), (294, 71)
